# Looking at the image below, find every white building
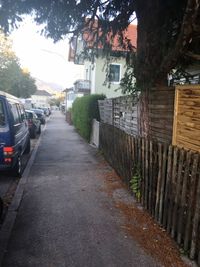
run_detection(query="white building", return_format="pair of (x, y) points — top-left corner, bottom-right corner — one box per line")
(31, 90), (52, 108)
(68, 24), (137, 98)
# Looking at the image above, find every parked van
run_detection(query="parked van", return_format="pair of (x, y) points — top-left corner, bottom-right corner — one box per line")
(0, 91), (30, 177)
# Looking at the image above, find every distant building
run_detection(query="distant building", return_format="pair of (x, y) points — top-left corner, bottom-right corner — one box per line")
(20, 98), (33, 109)
(64, 80), (91, 111)
(31, 90), (52, 108)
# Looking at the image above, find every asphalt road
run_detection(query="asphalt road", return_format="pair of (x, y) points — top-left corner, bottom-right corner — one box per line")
(0, 111), (160, 267)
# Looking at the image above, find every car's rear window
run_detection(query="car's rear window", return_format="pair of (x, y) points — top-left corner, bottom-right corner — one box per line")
(36, 113), (42, 118)
(26, 112), (33, 119)
(0, 100), (6, 126)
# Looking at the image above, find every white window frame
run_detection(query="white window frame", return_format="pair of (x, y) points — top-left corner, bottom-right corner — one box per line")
(109, 63), (121, 84)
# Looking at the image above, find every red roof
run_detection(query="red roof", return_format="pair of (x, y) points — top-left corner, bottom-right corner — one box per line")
(83, 23), (137, 50)
(110, 24), (137, 51)
(68, 23), (137, 62)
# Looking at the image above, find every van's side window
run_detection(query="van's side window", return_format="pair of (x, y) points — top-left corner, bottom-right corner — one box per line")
(18, 105), (26, 121)
(10, 103), (21, 125)
(0, 100), (5, 126)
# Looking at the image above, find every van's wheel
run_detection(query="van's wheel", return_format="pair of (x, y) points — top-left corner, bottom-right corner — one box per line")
(24, 137), (31, 154)
(12, 155), (22, 178)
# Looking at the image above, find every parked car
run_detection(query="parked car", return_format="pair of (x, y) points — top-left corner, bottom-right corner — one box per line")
(31, 108), (46, 125)
(0, 91), (30, 177)
(40, 107), (50, 116)
(25, 109), (41, 138)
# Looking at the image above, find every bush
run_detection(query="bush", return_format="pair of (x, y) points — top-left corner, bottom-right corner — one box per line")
(72, 94), (105, 141)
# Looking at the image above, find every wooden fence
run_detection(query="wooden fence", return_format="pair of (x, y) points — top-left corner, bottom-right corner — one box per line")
(98, 86), (175, 145)
(148, 87), (175, 144)
(100, 123), (200, 265)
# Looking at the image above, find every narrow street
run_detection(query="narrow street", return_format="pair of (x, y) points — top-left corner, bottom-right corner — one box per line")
(0, 111), (186, 267)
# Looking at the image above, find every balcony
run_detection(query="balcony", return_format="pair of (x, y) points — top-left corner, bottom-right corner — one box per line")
(74, 80), (91, 94)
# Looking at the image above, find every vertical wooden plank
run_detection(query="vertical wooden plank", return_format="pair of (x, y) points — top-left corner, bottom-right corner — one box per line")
(172, 87), (179, 146)
(117, 128), (121, 176)
(138, 137), (142, 203)
(167, 147), (178, 233)
(184, 154), (199, 252)
(151, 142), (158, 217)
(134, 137), (137, 166)
(120, 130), (124, 178)
(171, 149), (185, 238)
(127, 135), (132, 181)
(145, 139), (149, 209)
(138, 137), (141, 167)
(113, 126), (116, 166)
(121, 130), (126, 180)
(149, 140), (153, 214)
(128, 134), (132, 182)
(131, 136), (135, 176)
(123, 132), (127, 182)
(141, 138), (145, 206)
(190, 159), (200, 259)
(177, 151), (192, 244)
(125, 132), (129, 183)
(126, 134), (131, 184)
(124, 132), (127, 181)
(155, 143), (162, 221)
(158, 144), (167, 224)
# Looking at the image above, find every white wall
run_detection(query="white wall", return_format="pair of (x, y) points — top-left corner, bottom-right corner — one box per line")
(31, 95), (50, 108)
(84, 57), (126, 98)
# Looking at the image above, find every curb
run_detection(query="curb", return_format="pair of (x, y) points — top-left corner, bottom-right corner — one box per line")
(0, 124), (46, 265)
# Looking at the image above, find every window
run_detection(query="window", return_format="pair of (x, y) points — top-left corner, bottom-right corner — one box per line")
(26, 111), (33, 119)
(109, 64), (121, 83)
(0, 100), (5, 126)
(17, 104), (26, 121)
(10, 103), (21, 125)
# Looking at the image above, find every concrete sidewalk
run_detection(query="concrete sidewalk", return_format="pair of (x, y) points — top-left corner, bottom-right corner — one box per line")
(0, 111), (166, 266)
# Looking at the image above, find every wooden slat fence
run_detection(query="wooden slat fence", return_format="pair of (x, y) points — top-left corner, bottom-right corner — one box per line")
(100, 123), (200, 265)
(148, 86), (175, 144)
(113, 96), (139, 135)
(98, 96), (139, 136)
(98, 99), (113, 125)
(98, 87), (175, 145)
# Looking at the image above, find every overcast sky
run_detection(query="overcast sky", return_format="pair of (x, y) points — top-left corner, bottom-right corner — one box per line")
(11, 16), (84, 90)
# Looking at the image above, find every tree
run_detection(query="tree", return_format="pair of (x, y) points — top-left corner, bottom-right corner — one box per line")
(0, 0), (199, 91)
(0, 30), (37, 97)
(0, 30), (16, 69)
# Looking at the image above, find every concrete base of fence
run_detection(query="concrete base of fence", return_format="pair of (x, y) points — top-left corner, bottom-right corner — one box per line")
(90, 119), (100, 148)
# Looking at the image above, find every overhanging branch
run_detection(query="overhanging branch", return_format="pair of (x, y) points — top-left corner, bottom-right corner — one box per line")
(159, 0), (200, 77)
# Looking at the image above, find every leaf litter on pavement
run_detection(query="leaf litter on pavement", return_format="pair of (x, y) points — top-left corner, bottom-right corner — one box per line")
(96, 158), (192, 267)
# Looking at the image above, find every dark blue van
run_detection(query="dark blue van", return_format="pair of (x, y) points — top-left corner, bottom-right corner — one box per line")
(0, 91), (30, 177)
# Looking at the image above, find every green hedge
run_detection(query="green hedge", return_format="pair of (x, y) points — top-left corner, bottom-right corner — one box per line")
(72, 94), (105, 141)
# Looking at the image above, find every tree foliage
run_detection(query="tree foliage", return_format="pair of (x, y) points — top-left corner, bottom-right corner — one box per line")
(0, 0), (199, 91)
(0, 30), (37, 97)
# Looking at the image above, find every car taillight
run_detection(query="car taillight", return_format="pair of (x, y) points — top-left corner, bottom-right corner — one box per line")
(4, 158), (12, 163)
(3, 146), (14, 156)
